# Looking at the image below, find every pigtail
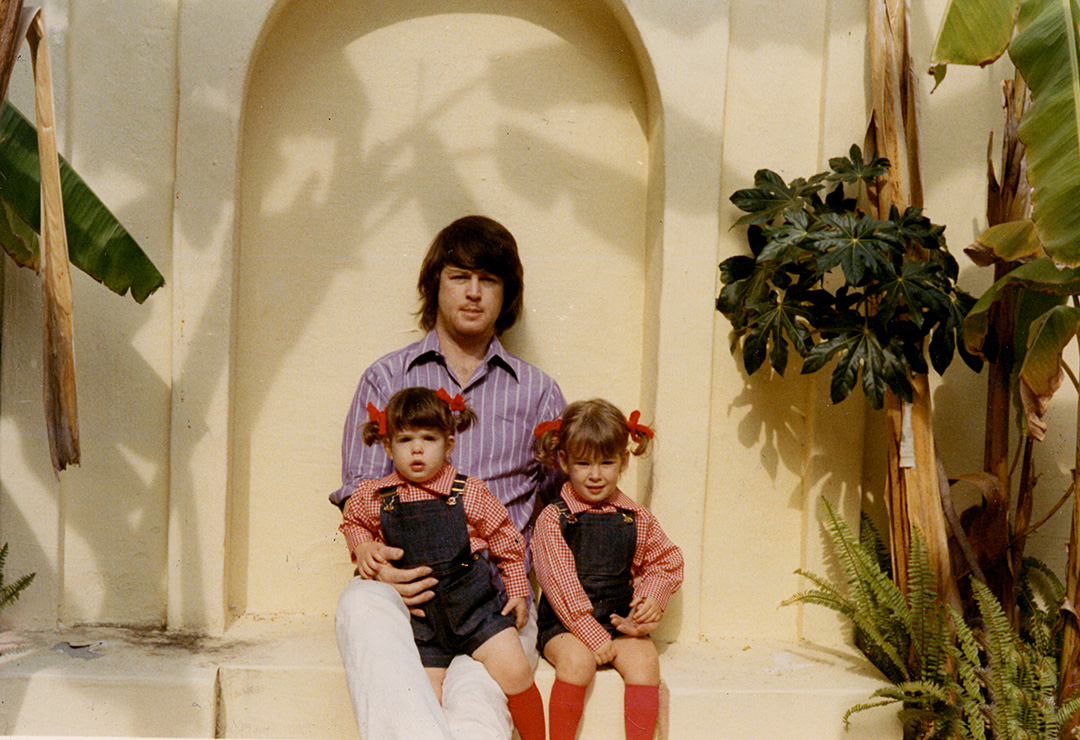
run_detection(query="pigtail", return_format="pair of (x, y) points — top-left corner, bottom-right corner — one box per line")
(533, 419), (563, 468)
(435, 388), (476, 434)
(625, 410), (655, 457)
(454, 406), (477, 433)
(361, 402), (388, 447)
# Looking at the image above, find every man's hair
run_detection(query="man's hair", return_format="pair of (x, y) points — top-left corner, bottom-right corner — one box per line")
(416, 215), (524, 335)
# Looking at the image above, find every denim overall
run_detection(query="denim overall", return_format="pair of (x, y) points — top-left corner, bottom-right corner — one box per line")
(378, 474), (516, 668)
(536, 501), (637, 652)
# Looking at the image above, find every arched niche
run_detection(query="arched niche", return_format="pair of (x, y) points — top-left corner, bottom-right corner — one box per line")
(227, 0), (658, 619)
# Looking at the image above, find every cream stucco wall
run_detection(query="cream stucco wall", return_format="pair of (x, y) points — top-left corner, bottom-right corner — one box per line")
(0, 0), (1072, 665)
(233, 1), (650, 619)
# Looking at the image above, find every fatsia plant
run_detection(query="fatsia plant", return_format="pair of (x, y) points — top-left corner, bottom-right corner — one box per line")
(717, 146), (980, 411)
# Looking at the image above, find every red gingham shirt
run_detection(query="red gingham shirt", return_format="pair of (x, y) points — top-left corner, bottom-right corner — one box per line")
(531, 482), (684, 651)
(340, 463), (530, 601)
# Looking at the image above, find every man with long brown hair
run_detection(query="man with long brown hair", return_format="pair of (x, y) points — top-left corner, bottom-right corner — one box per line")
(331, 215), (565, 740)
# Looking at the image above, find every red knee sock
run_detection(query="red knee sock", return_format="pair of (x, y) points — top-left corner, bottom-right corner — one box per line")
(506, 682), (545, 740)
(624, 683), (659, 740)
(549, 678), (587, 740)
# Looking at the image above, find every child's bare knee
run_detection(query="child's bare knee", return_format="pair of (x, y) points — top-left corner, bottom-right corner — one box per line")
(560, 652), (597, 685)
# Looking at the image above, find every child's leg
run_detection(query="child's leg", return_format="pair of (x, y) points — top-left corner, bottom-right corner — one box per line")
(611, 637), (660, 740)
(425, 666), (448, 705)
(543, 632), (598, 740)
(472, 627), (544, 740)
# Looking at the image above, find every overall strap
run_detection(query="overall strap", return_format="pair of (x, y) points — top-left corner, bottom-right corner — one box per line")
(446, 473), (468, 505)
(376, 485), (398, 511)
(553, 500), (577, 530)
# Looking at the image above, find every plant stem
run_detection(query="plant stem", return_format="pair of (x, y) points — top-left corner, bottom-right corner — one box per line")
(1058, 343), (1080, 728)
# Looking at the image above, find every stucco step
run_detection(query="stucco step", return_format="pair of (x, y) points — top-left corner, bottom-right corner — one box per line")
(0, 619), (900, 739)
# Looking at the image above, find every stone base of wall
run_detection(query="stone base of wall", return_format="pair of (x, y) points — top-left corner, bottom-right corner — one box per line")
(0, 618), (900, 738)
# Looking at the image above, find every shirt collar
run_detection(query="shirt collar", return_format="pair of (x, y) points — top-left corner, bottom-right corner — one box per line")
(559, 482), (637, 513)
(405, 330), (518, 382)
(384, 461), (458, 497)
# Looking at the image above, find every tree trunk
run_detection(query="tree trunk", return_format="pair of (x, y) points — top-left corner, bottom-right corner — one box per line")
(0, 0), (24, 103)
(869, 0), (960, 612)
(1060, 369), (1080, 734)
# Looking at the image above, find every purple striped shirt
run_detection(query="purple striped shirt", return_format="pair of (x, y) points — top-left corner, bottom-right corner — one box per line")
(331, 331), (566, 541)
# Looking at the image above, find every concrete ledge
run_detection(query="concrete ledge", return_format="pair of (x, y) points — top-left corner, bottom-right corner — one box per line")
(0, 619), (901, 739)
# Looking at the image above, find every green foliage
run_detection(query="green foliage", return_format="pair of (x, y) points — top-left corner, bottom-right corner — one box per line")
(717, 146), (980, 409)
(0, 542), (34, 613)
(933, 0), (1080, 266)
(789, 501), (1080, 739)
(0, 102), (165, 303)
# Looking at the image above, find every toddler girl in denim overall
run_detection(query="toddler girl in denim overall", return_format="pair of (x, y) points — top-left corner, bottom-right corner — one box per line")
(532, 398), (684, 740)
(339, 386), (544, 740)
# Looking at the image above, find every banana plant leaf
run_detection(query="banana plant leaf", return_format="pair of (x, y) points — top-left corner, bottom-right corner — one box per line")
(0, 101), (164, 302)
(963, 258), (1080, 354)
(930, 0), (1019, 77)
(1020, 304), (1080, 397)
(1010, 0), (1080, 266)
(972, 218), (1045, 262)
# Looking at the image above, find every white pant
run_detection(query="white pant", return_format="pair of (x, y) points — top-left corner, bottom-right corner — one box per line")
(335, 577), (538, 740)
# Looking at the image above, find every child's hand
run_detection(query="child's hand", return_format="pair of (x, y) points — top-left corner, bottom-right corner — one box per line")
(629, 596), (662, 625)
(594, 640), (616, 665)
(502, 597), (527, 629)
(353, 541), (395, 579)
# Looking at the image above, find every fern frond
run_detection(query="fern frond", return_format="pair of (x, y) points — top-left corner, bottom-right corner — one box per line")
(0, 543), (34, 612)
(1056, 695), (1080, 730)
(0, 571), (34, 611)
(843, 698), (902, 726)
(1019, 556), (1066, 659)
(909, 530), (949, 683)
(946, 607), (987, 740)
(859, 512), (892, 577)
(787, 568), (857, 608)
(822, 500), (913, 640)
(874, 680), (952, 704)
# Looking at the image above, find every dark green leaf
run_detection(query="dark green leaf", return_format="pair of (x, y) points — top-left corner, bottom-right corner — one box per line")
(757, 210), (817, 263)
(719, 255), (756, 284)
(892, 206), (947, 252)
(730, 169), (828, 225)
(828, 144), (890, 184)
(877, 262), (950, 330)
(813, 213), (901, 285)
(742, 321), (770, 375)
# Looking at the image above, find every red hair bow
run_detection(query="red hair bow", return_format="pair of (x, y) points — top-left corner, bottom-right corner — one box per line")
(366, 402), (387, 436)
(533, 419), (562, 438)
(436, 388), (466, 412)
(626, 410), (654, 441)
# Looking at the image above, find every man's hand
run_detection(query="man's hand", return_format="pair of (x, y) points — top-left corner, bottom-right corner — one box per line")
(501, 596), (527, 629)
(609, 597), (662, 637)
(353, 542), (437, 617)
